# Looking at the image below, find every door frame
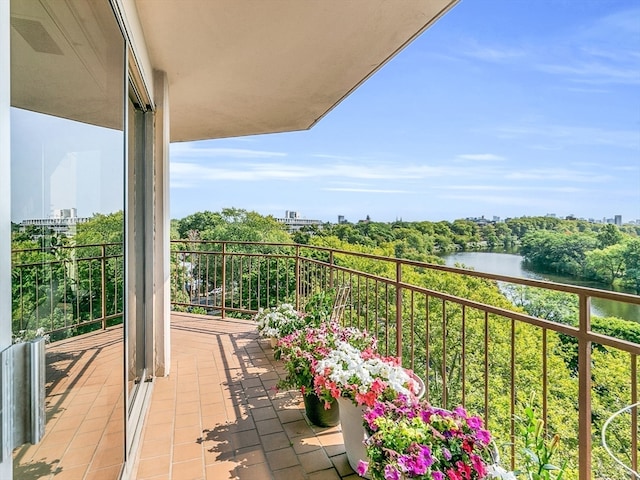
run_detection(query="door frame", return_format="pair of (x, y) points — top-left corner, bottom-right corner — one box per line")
(124, 69), (155, 461)
(0, 1), (12, 474)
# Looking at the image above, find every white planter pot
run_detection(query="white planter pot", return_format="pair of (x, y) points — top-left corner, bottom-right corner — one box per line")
(337, 396), (370, 478)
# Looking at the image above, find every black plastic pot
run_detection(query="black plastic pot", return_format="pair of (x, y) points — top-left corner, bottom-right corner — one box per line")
(304, 393), (340, 427)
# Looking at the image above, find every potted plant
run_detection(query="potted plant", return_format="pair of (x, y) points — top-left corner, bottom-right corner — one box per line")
(360, 395), (495, 480)
(313, 341), (423, 474)
(253, 303), (308, 346)
(276, 321), (376, 427)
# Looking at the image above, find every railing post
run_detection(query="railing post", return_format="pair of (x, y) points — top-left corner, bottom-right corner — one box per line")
(221, 243), (226, 319)
(101, 244), (107, 330)
(578, 293), (591, 480)
(632, 354), (638, 475)
(295, 245), (300, 311)
(329, 251), (334, 289)
(395, 260), (402, 361)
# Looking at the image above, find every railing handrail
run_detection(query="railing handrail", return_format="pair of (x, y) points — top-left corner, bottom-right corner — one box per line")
(170, 239), (640, 307)
(12, 242), (122, 253)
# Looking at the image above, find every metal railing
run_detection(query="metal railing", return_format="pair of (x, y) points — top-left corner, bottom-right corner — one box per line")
(10, 239), (639, 478)
(11, 243), (124, 339)
(171, 240), (640, 480)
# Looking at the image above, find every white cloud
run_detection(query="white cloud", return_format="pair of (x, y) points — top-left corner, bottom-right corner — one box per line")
(323, 187), (413, 194)
(456, 154), (506, 162)
(504, 168), (612, 183)
(432, 185), (584, 193)
(462, 41), (525, 62)
(493, 124), (639, 150)
(171, 143), (287, 158)
(170, 160), (461, 186)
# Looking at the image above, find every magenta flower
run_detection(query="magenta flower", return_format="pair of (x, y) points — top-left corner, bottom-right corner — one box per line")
(384, 464), (401, 480)
(363, 396), (494, 480)
(357, 460), (369, 476)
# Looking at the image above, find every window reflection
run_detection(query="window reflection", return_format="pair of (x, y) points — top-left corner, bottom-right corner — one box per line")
(10, 0), (125, 477)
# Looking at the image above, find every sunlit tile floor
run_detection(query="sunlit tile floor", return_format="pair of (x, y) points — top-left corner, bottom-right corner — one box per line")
(133, 313), (359, 480)
(13, 326), (125, 480)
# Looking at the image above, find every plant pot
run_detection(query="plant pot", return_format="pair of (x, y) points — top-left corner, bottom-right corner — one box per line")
(304, 393), (340, 427)
(337, 396), (370, 478)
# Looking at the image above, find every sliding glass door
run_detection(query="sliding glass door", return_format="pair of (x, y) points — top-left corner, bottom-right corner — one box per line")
(10, 0), (126, 477)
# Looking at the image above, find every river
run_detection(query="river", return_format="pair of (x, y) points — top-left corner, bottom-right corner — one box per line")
(440, 251), (640, 322)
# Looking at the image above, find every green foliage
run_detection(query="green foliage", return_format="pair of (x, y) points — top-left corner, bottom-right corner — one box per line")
(597, 224), (624, 249)
(592, 316), (640, 344)
(302, 289), (336, 324)
(514, 396), (567, 480)
(520, 230), (597, 276)
(11, 211), (124, 340)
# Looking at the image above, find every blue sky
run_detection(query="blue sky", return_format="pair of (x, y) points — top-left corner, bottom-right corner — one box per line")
(170, 0), (640, 224)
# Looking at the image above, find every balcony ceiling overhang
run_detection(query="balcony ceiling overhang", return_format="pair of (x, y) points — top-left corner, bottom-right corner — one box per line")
(134, 0), (458, 142)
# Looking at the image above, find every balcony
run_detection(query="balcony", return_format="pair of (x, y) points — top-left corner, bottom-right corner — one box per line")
(11, 240), (640, 479)
(134, 313), (357, 480)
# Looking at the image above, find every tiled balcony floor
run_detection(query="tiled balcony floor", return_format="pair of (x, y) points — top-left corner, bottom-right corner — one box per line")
(133, 313), (359, 480)
(13, 326), (125, 480)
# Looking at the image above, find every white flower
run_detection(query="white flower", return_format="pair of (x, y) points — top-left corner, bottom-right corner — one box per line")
(253, 303), (305, 338)
(487, 465), (517, 480)
(315, 341), (415, 398)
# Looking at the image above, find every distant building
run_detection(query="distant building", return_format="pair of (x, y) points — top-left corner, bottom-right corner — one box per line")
(614, 215), (622, 226)
(20, 208), (90, 237)
(337, 215), (346, 224)
(465, 215), (492, 226)
(275, 211), (322, 232)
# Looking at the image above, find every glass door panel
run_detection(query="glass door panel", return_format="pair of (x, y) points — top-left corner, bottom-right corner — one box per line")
(127, 94), (147, 407)
(10, 0), (125, 477)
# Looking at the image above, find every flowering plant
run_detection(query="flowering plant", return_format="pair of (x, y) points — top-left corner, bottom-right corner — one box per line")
(13, 327), (50, 344)
(360, 395), (494, 480)
(276, 321), (377, 399)
(313, 340), (421, 408)
(253, 303), (308, 339)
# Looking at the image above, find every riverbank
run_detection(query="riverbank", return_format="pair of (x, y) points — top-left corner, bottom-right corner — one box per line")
(440, 250), (639, 322)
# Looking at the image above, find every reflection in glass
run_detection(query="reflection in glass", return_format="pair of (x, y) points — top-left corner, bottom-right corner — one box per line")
(10, 0), (125, 477)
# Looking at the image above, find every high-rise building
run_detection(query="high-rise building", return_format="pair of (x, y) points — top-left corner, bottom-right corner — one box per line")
(614, 215), (622, 226)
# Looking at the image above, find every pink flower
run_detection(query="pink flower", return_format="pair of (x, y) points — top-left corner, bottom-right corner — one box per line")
(471, 454), (487, 477)
(467, 415), (483, 430)
(357, 460), (369, 476)
(384, 464), (401, 480)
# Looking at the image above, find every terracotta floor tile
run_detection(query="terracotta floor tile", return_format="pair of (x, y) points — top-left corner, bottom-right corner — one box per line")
(204, 459), (241, 480)
(308, 468), (342, 480)
(171, 458), (204, 480)
(258, 431), (291, 452)
(140, 439), (172, 459)
(172, 442), (203, 463)
(47, 463), (88, 480)
(85, 464), (123, 480)
(89, 445), (124, 470)
(233, 445), (266, 466)
(266, 446), (299, 470)
(283, 418), (315, 439)
(331, 453), (355, 477)
(137, 455), (171, 478)
(234, 461), (271, 480)
(298, 448), (333, 473)
(255, 417), (284, 436)
(250, 405), (277, 422)
(230, 428), (260, 449)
